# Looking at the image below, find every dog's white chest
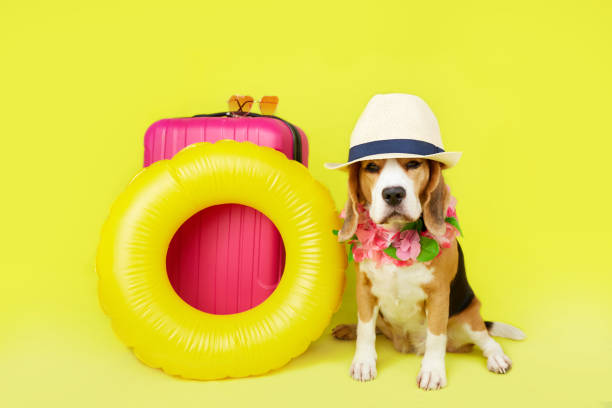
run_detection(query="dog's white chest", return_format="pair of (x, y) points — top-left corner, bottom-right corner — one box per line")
(361, 260), (434, 333)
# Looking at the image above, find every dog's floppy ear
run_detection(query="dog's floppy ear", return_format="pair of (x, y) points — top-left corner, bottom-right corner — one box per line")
(421, 160), (450, 237)
(338, 163), (360, 242)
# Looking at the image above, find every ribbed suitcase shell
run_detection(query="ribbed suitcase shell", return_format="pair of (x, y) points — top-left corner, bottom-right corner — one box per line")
(143, 115), (308, 315)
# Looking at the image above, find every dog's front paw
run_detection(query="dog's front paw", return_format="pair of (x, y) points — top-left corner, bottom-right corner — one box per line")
(350, 356), (377, 382)
(487, 352), (512, 374)
(417, 360), (447, 390)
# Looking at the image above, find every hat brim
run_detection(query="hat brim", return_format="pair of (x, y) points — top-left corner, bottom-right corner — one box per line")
(324, 151), (462, 170)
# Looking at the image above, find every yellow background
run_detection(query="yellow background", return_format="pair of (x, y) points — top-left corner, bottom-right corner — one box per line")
(1, 1), (611, 407)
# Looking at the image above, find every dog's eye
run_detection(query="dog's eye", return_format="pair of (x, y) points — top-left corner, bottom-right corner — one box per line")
(404, 160), (421, 170)
(365, 163), (380, 173)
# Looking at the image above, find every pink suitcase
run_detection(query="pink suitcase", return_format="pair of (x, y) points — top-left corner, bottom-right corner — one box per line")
(143, 112), (309, 315)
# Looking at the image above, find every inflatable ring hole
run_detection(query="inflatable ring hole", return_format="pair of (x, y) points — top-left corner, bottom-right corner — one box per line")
(166, 203), (285, 315)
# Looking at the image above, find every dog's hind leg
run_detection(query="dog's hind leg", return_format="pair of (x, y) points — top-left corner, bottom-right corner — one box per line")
(376, 314), (414, 353)
(448, 297), (515, 374)
(332, 323), (385, 340)
(332, 324), (357, 340)
(465, 327), (513, 374)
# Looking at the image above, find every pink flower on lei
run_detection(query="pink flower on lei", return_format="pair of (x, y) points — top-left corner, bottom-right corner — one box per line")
(447, 194), (458, 218)
(392, 229), (421, 261)
(352, 217), (394, 263)
(355, 219), (392, 250)
(422, 224), (460, 250)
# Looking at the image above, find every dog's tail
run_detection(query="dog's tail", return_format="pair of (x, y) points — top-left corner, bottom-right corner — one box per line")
(485, 321), (526, 340)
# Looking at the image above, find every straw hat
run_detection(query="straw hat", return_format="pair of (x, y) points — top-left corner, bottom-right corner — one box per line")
(325, 94), (461, 170)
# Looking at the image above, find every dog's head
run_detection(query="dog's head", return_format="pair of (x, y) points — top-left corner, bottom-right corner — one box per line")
(338, 158), (450, 241)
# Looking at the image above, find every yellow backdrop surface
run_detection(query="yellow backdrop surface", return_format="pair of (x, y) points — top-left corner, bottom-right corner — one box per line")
(1, 1), (611, 407)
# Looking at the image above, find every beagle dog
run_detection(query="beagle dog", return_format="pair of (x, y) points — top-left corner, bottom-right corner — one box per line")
(332, 157), (525, 390)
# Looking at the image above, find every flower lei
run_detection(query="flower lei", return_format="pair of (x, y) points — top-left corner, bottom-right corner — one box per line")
(333, 193), (462, 267)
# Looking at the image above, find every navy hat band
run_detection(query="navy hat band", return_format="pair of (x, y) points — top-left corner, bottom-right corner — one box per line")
(348, 139), (445, 162)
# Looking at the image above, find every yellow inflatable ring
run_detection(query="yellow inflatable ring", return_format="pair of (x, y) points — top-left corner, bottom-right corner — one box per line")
(96, 141), (346, 380)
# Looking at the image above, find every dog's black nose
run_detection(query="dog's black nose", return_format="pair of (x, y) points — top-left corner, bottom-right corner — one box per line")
(382, 187), (406, 206)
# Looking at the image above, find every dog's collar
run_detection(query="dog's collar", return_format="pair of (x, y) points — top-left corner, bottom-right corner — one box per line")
(336, 195), (462, 267)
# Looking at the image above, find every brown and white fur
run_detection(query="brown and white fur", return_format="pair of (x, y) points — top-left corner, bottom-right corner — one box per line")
(332, 158), (525, 390)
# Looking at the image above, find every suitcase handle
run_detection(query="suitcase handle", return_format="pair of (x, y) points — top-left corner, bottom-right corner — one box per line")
(191, 112), (303, 164)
